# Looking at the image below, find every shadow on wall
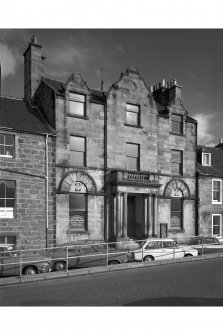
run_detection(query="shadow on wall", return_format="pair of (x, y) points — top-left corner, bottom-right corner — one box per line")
(124, 296), (223, 306)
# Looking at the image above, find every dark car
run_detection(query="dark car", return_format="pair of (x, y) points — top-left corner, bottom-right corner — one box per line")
(48, 242), (131, 271)
(189, 236), (223, 255)
(0, 243), (52, 277)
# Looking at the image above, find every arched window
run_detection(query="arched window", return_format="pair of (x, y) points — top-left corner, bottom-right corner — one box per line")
(170, 188), (183, 228)
(69, 192), (87, 230)
(59, 171), (97, 231)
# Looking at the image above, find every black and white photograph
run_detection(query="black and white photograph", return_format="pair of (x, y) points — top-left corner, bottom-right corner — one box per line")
(1, 1), (223, 334)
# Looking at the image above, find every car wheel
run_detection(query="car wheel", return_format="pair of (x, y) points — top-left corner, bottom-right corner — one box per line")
(54, 261), (66, 271)
(143, 255), (154, 262)
(23, 266), (38, 275)
(184, 253), (193, 257)
(108, 260), (120, 265)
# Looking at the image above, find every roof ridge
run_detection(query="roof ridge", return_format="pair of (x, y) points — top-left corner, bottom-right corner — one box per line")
(0, 95), (23, 101)
(42, 76), (64, 84)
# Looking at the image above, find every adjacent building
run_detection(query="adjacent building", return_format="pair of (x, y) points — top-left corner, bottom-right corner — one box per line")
(0, 96), (55, 249)
(197, 143), (223, 238)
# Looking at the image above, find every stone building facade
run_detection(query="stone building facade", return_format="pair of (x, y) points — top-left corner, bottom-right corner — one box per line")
(0, 36), (199, 248)
(23, 36), (197, 245)
(0, 97), (56, 249)
(197, 144), (223, 238)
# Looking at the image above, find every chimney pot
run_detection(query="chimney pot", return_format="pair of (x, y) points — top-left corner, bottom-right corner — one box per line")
(219, 138), (223, 144)
(161, 79), (166, 88)
(31, 35), (37, 44)
(173, 79), (177, 85)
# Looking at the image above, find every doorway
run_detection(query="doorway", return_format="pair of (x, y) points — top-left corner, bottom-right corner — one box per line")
(127, 195), (145, 239)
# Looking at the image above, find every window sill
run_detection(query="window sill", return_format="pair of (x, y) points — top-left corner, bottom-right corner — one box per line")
(168, 228), (185, 234)
(0, 155), (14, 159)
(67, 229), (89, 235)
(67, 114), (89, 120)
(212, 202), (222, 205)
(169, 132), (185, 137)
(124, 123), (142, 129)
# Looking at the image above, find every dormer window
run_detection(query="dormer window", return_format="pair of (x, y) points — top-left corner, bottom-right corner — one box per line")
(126, 103), (140, 126)
(171, 114), (183, 134)
(69, 93), (86, 117)
(202, 152), (211, 166)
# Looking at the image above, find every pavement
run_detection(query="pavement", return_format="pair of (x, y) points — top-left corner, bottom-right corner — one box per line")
(1, 252), (223, 286)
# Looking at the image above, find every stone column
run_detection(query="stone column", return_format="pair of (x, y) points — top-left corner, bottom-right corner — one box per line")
(116, 193), (121, 238)
(144, 196), (148, 236)
(123, 193), (128, 238)
(153, 194), (158, 237)
(113, 195), (116, 236)
(147, 194), (152, 237)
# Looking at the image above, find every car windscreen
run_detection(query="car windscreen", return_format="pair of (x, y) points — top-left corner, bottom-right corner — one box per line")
(7, 245), (20, 256)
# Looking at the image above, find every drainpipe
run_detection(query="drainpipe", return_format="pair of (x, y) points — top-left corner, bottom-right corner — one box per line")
(104, 95), (108, 242)
(0, 63), (1, 111)
(195, 121), (199, 236)
(45, 134), (49, 249)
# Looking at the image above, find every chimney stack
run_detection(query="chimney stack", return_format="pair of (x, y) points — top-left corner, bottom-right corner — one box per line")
(23, 35), (45, 103)
(0, 63), (1, 111)
(215, 138), (223, 149)
(166, 79), (182, 102)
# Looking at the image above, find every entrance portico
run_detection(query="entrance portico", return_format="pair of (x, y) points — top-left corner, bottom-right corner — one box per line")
(112, 184), (161, 241)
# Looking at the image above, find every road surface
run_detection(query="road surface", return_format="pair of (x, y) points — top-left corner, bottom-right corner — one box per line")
(1, 258), (223, 306)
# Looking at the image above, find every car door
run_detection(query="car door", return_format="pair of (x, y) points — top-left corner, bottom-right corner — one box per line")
(203, 237), (223, 254)
(66, 246), (80, 268)
(143, 241), (163, 260)
(74, 245), (100, 268)
(0, 248), (17, 276)
(190, 238), (204, 254)
(162, 241), (183, 259)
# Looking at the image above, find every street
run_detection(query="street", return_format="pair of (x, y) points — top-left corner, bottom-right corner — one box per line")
(1, 258), (223, 306)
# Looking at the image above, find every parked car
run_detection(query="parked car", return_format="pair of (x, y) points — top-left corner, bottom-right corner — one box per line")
(189, 236), (223, 255)
(0, 244), (52, 277)
(132, 238), (198, 262)
(48, 242), (131, 271)
(214, 236), (223, 244)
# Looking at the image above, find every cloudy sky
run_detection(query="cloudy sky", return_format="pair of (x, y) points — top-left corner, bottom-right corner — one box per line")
(0, 28), (223, 146)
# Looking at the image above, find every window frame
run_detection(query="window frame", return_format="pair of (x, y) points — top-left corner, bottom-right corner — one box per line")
(70, 135), (86, 167)
(0, 134), (15, 158)
(170, 197), (183, 229)
(126, 103), (140, 127)
(202, 152), (211, 166)
(212, 214), (222, 237)
(69, 92), (86, 118)
(212, 179), (222, 204)
(126, 142), (140, 171)
(0, 234), (16, 244)
(0, 180), (16, 219)
(69, 193), (88, 231)
(171, 114), (183, 134)
(171, 149), (183, 176)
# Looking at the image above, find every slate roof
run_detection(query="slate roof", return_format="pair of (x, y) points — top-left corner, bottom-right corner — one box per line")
(42, 77), (64, 94)
(197, 145), (223, 178)
(0, 96), (55, 135)
(42, 77), (106, 104)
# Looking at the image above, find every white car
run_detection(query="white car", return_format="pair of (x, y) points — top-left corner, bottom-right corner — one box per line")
(132, 238), (198, 262)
